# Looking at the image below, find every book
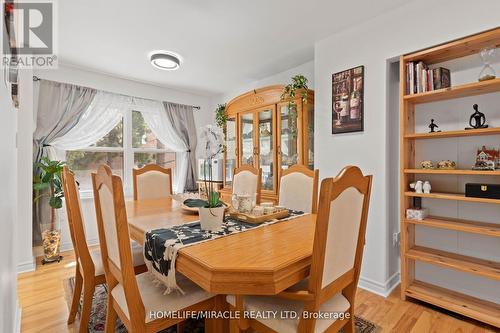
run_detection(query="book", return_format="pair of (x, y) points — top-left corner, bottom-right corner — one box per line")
(432, 67), (451, 90)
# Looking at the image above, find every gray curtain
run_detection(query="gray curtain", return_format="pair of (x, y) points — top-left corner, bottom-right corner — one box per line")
(33, 80), (96, 244)
(163, 101), (198, 192)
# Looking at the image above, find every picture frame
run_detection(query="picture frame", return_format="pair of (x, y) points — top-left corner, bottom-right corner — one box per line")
(332, 65), (364, 134)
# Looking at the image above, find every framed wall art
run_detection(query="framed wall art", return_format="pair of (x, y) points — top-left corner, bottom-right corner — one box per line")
(332, 65), (364, 134)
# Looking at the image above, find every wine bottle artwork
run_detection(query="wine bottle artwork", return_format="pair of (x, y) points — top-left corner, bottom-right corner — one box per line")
(332, 66), (364, 134)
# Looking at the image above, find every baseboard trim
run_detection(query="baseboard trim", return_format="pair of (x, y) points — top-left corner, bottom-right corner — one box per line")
(17, 258), (35, 274)
(358, 271), (400, 298)
(15, 300), (21, 333)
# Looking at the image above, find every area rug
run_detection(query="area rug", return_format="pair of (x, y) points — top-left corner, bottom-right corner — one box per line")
(64, 277), (378, 333)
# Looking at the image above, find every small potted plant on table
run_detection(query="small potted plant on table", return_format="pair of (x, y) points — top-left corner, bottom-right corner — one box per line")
(184, 125), (226, 231)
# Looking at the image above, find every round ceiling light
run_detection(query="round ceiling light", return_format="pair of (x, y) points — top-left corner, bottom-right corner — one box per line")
(149, 51), (182, 71)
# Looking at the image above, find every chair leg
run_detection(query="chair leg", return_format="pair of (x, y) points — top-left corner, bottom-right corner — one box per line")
(78, 280), (95, 333)
(229, 318), (242, 333)
(67, 268), (83, 324)
(104, 296), (117, 333)
(343, 316), (355, 333)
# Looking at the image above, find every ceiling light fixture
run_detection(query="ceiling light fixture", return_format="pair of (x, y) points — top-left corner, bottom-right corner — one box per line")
(149, 51), (182, 71)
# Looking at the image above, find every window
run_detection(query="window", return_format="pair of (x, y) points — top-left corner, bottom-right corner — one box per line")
(66, 109), (176, 196)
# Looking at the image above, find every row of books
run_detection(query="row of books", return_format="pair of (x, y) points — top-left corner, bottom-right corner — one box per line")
(406, 61), (451, 95)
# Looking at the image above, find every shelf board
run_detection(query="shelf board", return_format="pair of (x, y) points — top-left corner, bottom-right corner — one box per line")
(404, 127), (500, 140)
(403, 27), (500, 65)
(405, 280), (500, 328)
(404, 216), (500, 237)
(406, 246), (500, 280)
(404, 169), (500, 176)
(403, 78), (500, 104)
(404, 191), (500, 204)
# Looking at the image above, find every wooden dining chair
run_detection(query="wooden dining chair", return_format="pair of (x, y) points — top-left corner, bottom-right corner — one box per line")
(133, 164), (173, 200)
(92, 165), (216, 333)
(278, 165), (319, 213)
(232, 165), (262, 204)
(227, 166), (372, 333)
(62, 166), (146, 333)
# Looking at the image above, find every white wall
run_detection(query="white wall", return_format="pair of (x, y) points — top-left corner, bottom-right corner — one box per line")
(0, 65), (20, 331)
(314, 0), (500, 296)
(29, 64), (213, 253)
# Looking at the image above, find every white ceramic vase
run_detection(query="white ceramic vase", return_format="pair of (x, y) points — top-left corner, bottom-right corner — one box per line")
(199, 206), (225, 231)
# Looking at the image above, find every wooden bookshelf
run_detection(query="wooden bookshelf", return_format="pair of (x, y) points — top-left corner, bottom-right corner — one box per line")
(404, 168), (500, 176)
(404, 216), (500, 237)
(399, 27), (500, 327)
(404, 127), (500, 139)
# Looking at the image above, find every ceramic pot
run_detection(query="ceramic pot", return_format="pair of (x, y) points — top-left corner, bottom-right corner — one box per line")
(199, 206), (225, 231)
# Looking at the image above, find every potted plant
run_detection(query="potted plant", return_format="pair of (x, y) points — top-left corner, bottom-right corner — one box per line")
(33, 157), (65, 264)
(215, 103), (227, 129)
(185, 125), (226, 231)
(281, 74), (309, 137)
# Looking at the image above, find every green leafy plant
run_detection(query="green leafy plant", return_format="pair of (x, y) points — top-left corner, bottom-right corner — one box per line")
(281, 74), (309, 138)
(215, 103), (228, 129)
(33, 157), (65, 230)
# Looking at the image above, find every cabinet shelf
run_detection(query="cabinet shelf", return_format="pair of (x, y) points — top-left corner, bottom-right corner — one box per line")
(406, 246), (500, 280)
(404, 216), (500, 237)
(404, 169), (500, 176)
(404, 191), (500, 204)
(405, 281), (500, 328)
(403, 78), (500, 104)
(404, 127), (500, 139)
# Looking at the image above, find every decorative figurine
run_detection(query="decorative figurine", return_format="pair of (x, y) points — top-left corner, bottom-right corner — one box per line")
(473, 145), (499, 170)
(423, 181), (432, 194)
(410, 180), (424, 194)
(466, 104), (488, 130)
(428, 119), (441, 133)
(437, 160), (456, 170)
(421, 160), (434, 169)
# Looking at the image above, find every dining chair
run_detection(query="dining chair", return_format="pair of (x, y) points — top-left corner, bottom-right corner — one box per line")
(92, 165), (216, 333)
(227, 166), (373, 333)
(133, 164), (173, 200)
(232, 165), (262, 204)
(278, 165), (319, 213)
(62, 166), (146, 333)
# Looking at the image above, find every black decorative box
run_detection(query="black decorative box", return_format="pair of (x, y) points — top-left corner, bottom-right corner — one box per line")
(465, 183), (500, 200)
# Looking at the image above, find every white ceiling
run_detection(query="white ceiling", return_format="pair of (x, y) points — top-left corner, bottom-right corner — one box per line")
(58, 0), (411, 96)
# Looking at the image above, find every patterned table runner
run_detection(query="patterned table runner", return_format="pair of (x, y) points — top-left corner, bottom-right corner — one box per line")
(144, 210), (305, 294)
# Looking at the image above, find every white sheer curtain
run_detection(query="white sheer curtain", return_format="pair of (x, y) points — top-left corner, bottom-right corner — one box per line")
(51, 91), (131, 150)
(134, 98), (190, 193)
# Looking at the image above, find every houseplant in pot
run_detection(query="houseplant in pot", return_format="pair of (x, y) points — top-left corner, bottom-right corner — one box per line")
(185, 125), (226, 231)
(33, 157), (65, 264)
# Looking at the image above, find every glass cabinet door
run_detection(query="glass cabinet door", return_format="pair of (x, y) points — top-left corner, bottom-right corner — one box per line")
(278, 103), (300, 171)
(306, 103), (314, 169)
(257, 109), (275, 191)
(224, 117), (236, 187)
(240, 112), (254, 166)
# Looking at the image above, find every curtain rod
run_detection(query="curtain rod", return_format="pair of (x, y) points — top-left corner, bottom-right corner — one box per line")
(32, 75), (201, 110)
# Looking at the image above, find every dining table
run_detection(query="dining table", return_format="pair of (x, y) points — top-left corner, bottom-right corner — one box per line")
(126, 197), (316, 296)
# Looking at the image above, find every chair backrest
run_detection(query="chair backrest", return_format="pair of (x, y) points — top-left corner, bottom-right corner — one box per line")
(133, 164), (173, 200)
(61, 166), (95, 275)
(232, 165), (262, 204)
(308, 165), (372, 301)
(92, 165), (145, 321)
(278, 165), (319, 213)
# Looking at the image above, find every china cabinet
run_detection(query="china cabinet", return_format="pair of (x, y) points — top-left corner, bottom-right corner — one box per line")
(221, 85), (314, 203)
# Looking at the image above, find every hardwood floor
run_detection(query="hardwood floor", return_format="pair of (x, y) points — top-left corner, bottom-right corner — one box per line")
(18, 249), (499, 333)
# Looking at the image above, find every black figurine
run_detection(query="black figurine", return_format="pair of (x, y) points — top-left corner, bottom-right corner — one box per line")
(428, 119), (440, 133)
(466, 104), (488, 130)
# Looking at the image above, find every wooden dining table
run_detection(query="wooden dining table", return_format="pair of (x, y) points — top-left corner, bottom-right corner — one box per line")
(127, 197), (316, 296)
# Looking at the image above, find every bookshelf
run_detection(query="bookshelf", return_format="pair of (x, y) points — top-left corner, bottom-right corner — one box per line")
(399, 28), (500, 327)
